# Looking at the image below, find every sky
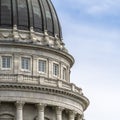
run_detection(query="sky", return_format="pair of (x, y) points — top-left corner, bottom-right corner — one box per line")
(51, 0), (120, 120)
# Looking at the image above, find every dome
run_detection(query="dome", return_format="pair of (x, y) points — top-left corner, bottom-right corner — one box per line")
(0, 0), (89, 119)
(0, 0), (62, 39)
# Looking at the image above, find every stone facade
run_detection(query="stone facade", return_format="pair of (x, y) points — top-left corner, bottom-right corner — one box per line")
(0, 0), (89, 120)
(0, 41), (89, 120)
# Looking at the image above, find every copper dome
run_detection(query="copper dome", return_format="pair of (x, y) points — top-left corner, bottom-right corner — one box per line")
(0, 0), (62, 39)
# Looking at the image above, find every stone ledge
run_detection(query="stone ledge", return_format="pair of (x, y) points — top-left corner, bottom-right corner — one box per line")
(0, 28), (67, 52)
(0, 41), (74, 67)
(0, 74), (82, 94)
(0, 82), (89, 111)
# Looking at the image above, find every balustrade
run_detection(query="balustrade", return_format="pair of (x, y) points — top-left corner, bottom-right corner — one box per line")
(0, 74), (82, 94)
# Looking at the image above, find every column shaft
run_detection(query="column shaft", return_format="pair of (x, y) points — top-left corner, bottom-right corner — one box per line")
(56, 107), (63, 120)
(36, 103), (45, 120)
(16, 101), (24, 120)
(77, 114), (82, 120)
(69, 111), (75, 120)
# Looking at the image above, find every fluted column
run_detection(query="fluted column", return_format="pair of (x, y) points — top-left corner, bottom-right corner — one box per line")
(15, 101), (24, 120)
(36, 103), (45, 120)
(56, 107), (64, 120)
(69, 111), (75, 120)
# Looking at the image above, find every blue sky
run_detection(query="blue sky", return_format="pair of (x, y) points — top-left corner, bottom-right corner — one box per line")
(51, 0), (120, 120)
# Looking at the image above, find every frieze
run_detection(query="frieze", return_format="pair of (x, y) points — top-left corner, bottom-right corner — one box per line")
(0, 83), (89, 111)
(0, 28), (67, 52)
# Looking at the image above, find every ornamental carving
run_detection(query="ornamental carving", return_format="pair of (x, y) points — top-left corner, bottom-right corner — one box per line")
(0, 29), (66, 52)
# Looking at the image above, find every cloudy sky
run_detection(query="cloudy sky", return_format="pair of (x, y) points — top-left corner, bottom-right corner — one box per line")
(51, 0), (120, 120)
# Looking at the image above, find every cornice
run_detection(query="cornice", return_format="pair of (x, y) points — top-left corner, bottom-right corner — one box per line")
(0, 83), (89, 110)
(0, 41), (74, 67)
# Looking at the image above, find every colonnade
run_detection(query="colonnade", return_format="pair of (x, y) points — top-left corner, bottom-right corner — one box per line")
(15, 101), (83, 120)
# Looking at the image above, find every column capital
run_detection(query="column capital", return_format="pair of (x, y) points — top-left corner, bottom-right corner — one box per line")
(36, 103), (46, 112)
(56, 106), (64, 115)
(69, 110), (77, 115)
(69, 110), (76, 120)
(36, 103), (45, 120)
(77, 114), (83, 120)
(15, 101), (25, 109)
(56, 106), (64, 111)
(15, 101), (24, 120)
(56, 106), (64, 120)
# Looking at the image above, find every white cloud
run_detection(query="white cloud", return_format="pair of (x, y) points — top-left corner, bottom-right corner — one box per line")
(87, 4), (109, 14)
(52, 0), (120, 15)
(51, 1), (120, 120)
(84, 86), (120, 120)
(59, 6), (120, 120)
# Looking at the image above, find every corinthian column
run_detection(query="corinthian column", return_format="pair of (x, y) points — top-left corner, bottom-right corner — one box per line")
(69, 110), (75, 120)
(15, 101), (24, 120)
(36, 103), (46, 120)
(56, 107), (64, 120)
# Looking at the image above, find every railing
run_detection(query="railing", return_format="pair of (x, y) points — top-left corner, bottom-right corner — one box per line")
(0, 74), (82, 95)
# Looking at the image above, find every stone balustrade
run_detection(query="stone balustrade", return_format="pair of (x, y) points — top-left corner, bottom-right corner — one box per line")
(0, 74), (82, 95)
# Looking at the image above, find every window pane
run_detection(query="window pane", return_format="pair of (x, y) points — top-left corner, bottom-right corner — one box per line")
(63, 68), (66, 80)
(53, 63), (59, 76)
(38, 60), (46, 73)
(39, 60), (46, 73)
(2, 56), (11, 68)
(21, 57), (30, 70)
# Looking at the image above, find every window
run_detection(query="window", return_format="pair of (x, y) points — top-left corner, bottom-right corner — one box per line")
(21, 57), (30, 70)
(38, 60), (46, 73)
(53, 63), (59, 76)
(2, 56), (12, 69)
(63, 67), (67, 80)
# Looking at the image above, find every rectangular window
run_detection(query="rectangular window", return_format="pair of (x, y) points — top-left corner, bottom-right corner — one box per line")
(21, 57), (30, 70)
(63, 67), (67, 80)
(53, 63), (59, 76)
(2, 56), (12, 69)
(38, 60), (46, 73)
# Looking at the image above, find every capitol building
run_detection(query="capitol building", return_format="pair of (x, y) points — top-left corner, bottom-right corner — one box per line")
(0, 0), (89, 120)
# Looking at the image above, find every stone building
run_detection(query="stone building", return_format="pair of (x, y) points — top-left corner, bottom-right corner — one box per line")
(0, 0), (89, 120)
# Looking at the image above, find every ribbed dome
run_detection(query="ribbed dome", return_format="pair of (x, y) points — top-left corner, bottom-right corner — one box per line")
(0, 0), (62, 39)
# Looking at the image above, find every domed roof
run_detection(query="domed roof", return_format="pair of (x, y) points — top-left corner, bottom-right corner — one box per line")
(0, 0), (62, 39)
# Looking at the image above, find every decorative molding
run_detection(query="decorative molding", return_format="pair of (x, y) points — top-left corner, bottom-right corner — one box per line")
(0, 29), (67, 52)
(0, 74), (82, 95)
(0, 82), (89, 111)
(13, 25), (19, 40)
